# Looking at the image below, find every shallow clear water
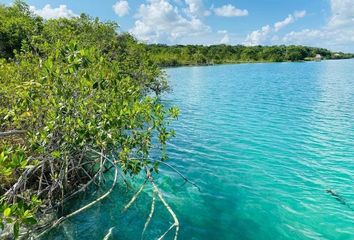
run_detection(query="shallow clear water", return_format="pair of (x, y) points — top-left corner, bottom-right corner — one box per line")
(50, 60), (354, 240)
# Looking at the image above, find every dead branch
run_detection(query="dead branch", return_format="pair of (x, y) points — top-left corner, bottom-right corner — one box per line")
(0, 130), (26, 138)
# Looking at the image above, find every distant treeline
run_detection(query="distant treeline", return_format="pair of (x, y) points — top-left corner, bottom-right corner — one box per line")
(145, 44), (354, 67)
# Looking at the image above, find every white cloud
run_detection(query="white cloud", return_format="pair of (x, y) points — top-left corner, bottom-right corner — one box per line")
(185, 0), (210, 17)
(213, 4), (248, 17)
(244, 25), (271, 46)
(29, 4), (78, 19)
(130, 0), (210, 43)
(328, 0), (354, 28)
(218, 30), (230, 44)
(220, 33), (230, 44)
(244, 10), (305, 46)
(281, 0), (354, 51)
(274, 10), (306, 32)
(274, 15), (294, 32)
(113, 1), (130, 17)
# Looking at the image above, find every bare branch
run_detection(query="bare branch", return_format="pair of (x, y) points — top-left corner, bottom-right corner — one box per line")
(155, 160), (201, 192)
(36, 156), (118, 238)
(146, 168), (179, 240)
(103, 227), (114, 240)
(123, 179), (147, 212)
(0, 130), (26, 138)
(88, 148), (132, 188)
(141, 189), (156, 239)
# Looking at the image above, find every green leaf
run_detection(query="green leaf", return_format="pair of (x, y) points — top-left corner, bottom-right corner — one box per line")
(13, 222), (20, 239)
(0, 152), (6, 163)
(3, 168), (13, 176)
(3, 208), (11, 217)
(51, 151), (61, 159)
(23, 217), (37, 225)
(20, 160), (28, 168)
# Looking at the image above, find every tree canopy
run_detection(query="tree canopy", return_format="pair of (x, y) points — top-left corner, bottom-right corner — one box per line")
(145, 44), (354, 67)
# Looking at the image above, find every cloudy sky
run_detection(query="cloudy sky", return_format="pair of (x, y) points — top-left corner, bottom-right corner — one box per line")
(2, 0), (354, 52)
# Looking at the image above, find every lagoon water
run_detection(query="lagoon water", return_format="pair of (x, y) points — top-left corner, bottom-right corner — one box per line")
(50, 60), (354, 239)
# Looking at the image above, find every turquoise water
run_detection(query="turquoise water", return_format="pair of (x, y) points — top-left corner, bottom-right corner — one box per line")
(50, 60), (354, 239)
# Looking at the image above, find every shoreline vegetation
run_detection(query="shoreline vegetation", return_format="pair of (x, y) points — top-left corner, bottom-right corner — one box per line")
(1, 1), (181, 239)
(0, 1), (353, 239)
(146, 44), (354, 67)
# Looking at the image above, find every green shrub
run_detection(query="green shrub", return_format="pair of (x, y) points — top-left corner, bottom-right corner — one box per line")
(0, 2), (178, 238)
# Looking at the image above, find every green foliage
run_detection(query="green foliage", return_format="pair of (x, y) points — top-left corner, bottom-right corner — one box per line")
(0, 1), (177, 238)
(145, 44), (354, 67)
(0, 145), (41, 236)
(0, 1), (42, 59)
(0, 195), (41, 238)
(0, 146), (33, 182)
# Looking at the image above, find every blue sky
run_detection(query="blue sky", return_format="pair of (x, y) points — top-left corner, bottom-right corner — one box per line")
(2, 0), (354, 52)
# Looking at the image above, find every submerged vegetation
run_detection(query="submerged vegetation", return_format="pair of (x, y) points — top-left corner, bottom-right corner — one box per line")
(1, 1), (179, 238)
(146, 44), (354, 67)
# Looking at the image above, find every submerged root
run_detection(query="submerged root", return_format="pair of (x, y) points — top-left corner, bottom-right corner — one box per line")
(36, 156), (118, 238)
(152, 181), (179, 240)
(141, 189), (156, 239)
(147, 168), (179, 240)
(103, 227), (114, 240)
(123, 180), (147, 212)
(155, 160), (201, 192)
(121, 167), (180, 240)
(14, 147), (187, 240)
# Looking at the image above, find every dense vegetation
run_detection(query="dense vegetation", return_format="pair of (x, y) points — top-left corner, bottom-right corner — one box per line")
(1, 1), (353, 239)
(0, 1), (178, 238)
(146, 44), (354, 67)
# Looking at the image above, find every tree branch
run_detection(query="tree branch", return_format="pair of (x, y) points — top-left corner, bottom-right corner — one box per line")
(155, 160), (201, 192)
(0, 130), (26, 138)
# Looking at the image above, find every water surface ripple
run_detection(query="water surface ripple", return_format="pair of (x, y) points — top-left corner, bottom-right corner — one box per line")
(53, 60), (354, 240)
